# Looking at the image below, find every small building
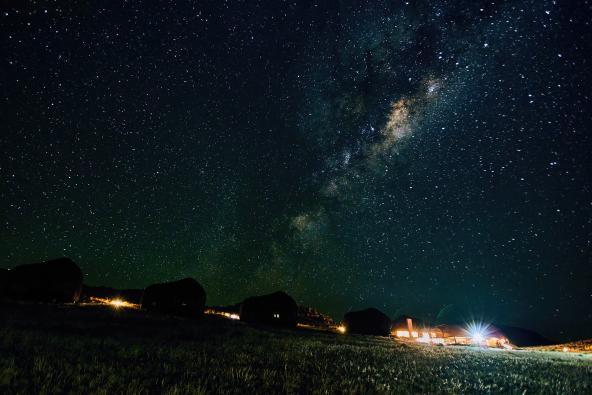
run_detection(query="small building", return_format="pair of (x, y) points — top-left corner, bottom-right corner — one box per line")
(391, 315), (438, 340)
(392, 318), (511, 348)
(435, 324), (471, 345)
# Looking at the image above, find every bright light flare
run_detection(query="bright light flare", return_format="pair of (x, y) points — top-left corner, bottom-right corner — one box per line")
(108, 298), (137, 309)
(466, 321), (490, 345)
(416, 334), (431, 344)
(110, 298), (125, 308)
(336, 325), (347, 334)
(204, 309), (240, 320)
(89, 296), (138, 309)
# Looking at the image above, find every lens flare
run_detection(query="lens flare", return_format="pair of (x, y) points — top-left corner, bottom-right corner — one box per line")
(465, 321), (490, 345)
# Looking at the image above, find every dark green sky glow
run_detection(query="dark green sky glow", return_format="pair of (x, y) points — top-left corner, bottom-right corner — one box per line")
(1, 1), (591, 341)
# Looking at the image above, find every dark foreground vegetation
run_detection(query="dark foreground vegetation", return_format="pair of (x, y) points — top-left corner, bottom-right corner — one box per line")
(1, 303), (590, 394)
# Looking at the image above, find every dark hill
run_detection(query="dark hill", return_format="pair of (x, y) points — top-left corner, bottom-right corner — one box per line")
(1, 257), (83, 303)
(240, 291), (298, 327)
(343, 308), (391, 336)
(493, 324), (554, 347)
(142, 278), (206, 317)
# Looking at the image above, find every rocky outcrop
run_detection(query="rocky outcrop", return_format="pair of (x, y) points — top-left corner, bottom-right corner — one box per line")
(343, 308), (391, 336)
(141, 278), (206, 317)
(1, 257), (83, 303)
(240, 291), (298, 327)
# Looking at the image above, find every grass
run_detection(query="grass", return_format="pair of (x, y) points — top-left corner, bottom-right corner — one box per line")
(0, 303), (591, 394)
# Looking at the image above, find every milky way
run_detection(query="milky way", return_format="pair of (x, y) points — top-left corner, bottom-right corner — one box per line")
(292, 77), (443, 253)
(1, 0), (591, 341)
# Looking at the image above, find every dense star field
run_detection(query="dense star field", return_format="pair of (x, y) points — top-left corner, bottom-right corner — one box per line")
(1, 1), (590, 341)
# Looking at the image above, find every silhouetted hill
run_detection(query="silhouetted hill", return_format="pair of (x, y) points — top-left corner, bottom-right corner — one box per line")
(2, 258), (83, 303)
(343, 308), (391, 336)
(240, 291), (298, 327)
(493, 324), (554, 347)
(142, 278), (206, 317)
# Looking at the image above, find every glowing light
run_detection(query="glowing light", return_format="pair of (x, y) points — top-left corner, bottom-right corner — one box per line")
(204, 309), (240, 320)
(466, 322), (490, 345)
(373, 98), (412, 156)
(110, 298), (125, 308)
(417, 332), (432, 343)
(563, 347), (569, 353)
(427, 82), (439, 94)
(336, 325), (347, 334)
(395, 330), (410, 338)
(473, 332), (484, 343)
(89, 296), (138, 309)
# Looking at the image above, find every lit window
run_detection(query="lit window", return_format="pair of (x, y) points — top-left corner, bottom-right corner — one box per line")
(273, 313), (280, 319)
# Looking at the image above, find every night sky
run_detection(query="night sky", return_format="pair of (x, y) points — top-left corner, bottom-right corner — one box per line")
(1, 1), (591, 341)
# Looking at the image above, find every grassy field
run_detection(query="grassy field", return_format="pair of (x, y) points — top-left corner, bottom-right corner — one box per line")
(0, 303), (590, 394)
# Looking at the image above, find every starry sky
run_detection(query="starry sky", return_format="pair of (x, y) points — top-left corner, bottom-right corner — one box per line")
(1, 1), (591, 341)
